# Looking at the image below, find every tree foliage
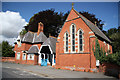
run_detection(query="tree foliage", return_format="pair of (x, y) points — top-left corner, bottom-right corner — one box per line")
(25, 9), (68, 37)
(104, 26), (120, 53)
(92, 39), (106, 60)
(20, 29), (27, 36)
(99, 51), (120, 66)
(1, 41), (15, 57)
(22, 8), (104, 37)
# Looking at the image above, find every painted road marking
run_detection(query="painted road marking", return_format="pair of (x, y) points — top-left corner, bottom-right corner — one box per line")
(6, 67), (10, 68)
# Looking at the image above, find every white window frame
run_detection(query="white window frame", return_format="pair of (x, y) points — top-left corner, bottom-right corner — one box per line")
(70, 23), (76, 53)
(16, 52), (20, 60)
(77, 29), (84, 52)
(27, 54), (34, 60)
(22, 53), (26, 60)
(64, 32), (69, 53)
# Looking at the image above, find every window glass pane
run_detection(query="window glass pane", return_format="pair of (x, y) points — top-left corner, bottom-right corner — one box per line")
(80, 45), (82, 51)
(73, 46), (75, 51)
(66, 33), (68, 52)
(80, 39), (82, 44)
(72, 40), (75, 45)
(72, 25), (74, 33)
(80, 31), (82, 34)
(79, 30), (83, 51)
(27, 54), (34, 60)
(66, 46), (68, 52)
(79, 35), (82, 38)
(72, 25), (75, 52)
(22, 53), (26, 60)
(72, 34), (75, 39)
(17, 53), (20, 59)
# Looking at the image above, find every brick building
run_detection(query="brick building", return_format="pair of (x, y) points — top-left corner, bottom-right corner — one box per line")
(14, 22), (56, 66)
(14, 6), (112, 71)
(55, 7), (112, 71)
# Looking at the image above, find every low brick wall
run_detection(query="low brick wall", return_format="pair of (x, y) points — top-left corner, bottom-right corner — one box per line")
(99, 62), (120, 79)
(54, 65), (98, 72)
(2, 57), (15, 63)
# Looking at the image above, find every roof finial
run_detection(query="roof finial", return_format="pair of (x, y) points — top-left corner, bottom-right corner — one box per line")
(72, 2), (74, 8)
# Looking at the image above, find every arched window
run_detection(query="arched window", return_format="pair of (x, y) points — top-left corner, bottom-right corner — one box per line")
(66, 33), (68, 52)
(79, 30), (83, 51)
(64, 32), (69, 53)
(72, 25), (75, 51)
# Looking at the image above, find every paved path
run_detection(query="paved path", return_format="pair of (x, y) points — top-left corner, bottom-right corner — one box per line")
(2, 62), (117, 79)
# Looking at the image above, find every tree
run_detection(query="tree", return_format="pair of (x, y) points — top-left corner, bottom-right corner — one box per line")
(25, 9), (65, 37)
(20, 29), (27, 36)
(23, 9), (104, 37)
(105, 26), (120, 53)
(1, 41), (15, 57)
(92, 39), (106, 60)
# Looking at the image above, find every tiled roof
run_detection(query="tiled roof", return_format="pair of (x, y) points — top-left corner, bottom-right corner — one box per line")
(22, 32), (47, 43)
(28, 45), (39, 53)
(22, 32), (34, 43)
(34, 32), (47, 43)
(43, 37), (57, 53)
(68, 8), (111, 43)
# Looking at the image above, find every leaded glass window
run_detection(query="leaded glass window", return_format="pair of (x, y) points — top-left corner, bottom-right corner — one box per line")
(79, 30), (83, 51)
(72, 25), (75, 51)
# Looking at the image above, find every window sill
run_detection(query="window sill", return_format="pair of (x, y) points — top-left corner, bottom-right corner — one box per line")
(59, 52), (90, 54)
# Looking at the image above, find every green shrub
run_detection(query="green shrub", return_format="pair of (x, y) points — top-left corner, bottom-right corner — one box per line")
(99, 51), (120, 66)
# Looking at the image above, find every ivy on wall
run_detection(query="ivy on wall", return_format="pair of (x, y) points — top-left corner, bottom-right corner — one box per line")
(92, 39), (106, 60)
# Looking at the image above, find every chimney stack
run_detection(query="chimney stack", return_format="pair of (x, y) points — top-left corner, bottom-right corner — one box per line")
(37, 22), (44, 35)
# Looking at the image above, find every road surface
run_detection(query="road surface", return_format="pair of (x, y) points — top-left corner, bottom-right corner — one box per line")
(1, 62), (117, 80)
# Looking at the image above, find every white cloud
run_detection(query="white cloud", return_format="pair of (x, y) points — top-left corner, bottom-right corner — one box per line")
(0, 35), (16, 46)
(0, 11), (27, 45)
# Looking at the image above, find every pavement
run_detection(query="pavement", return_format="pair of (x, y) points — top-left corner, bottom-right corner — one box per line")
(1, 62), (117, 79)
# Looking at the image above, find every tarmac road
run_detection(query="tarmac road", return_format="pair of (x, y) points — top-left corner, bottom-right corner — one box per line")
(1, 62), (117, 80)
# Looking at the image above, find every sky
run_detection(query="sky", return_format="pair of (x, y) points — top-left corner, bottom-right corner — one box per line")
(0, 2), (119, 45)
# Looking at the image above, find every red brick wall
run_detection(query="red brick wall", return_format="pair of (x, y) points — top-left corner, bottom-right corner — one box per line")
(14, 42), (41, 65)
(14, 43), (32, 52)
(27, 60), (34, 65)
(26, 54), (38, 65)
(15, 51), (27, 64)
(56, 9), (97, 69)
(58, 54), (90, 68)
(34, 54), (39, 65)
(56, 8), (112, 69)
(2, 57), (15, 63)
